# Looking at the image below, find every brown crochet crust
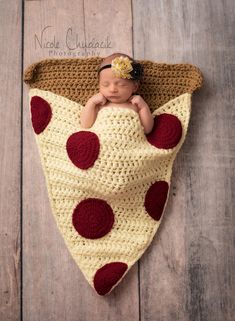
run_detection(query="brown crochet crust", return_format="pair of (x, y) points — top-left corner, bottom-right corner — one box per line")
(24, 57), (203, 112)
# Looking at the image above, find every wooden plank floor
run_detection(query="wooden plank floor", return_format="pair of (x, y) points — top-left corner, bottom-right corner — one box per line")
(0, 0), (234, 320)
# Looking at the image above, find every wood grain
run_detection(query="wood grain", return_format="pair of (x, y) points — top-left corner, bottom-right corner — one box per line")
(0, 1), (22, 321)
(0, 0), (234, 320)
(133, 0), (235, 320)
(23, 1), (138, 321)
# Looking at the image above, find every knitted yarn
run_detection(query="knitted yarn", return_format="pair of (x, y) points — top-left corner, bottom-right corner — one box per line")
(24, 57), (202, 296)
(24, 57), (202, 112)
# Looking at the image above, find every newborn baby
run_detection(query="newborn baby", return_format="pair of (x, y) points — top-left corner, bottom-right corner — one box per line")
(80, 53), (154, 134)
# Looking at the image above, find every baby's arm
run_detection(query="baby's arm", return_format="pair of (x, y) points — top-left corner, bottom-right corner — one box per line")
(80, 93), (107, 128)
(139, 106), (154, 134)
(129, 95), (154, 134)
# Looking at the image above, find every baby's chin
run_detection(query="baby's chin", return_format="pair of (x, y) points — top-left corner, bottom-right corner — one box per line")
(106, 97), (127, 104)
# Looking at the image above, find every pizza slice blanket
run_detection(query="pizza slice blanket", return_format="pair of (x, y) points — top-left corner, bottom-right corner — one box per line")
(24, 57), (202, 296)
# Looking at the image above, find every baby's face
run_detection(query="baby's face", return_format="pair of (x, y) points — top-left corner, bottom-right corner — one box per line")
(99, 68), (138, 104)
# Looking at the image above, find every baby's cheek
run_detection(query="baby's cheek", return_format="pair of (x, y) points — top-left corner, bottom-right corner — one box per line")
(99, 88), (106, 96)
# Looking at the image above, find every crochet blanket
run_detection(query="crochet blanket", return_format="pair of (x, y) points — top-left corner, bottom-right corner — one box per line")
(24, 57), (202, 296)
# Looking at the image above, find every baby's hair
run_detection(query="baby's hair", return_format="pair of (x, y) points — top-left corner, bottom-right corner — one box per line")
(98, 52), (144, 82)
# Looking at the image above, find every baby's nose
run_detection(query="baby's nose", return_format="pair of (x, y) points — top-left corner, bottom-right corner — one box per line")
(109, 84), (118, 92)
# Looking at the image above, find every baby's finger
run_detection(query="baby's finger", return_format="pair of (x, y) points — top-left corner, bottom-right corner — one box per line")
(101, 98), (107, 106)
(128, 95), (135, 102)
(131, 97), (138, 105)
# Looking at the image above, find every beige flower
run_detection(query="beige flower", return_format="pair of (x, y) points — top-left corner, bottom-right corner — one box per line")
(111, 56), (133, 79)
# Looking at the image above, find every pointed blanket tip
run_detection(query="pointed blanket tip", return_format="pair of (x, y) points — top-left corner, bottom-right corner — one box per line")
(93, 262), (128, 296)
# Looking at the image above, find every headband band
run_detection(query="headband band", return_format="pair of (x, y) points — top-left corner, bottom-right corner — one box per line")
(98, 64), (112, 73)
(97, 56), (144, 81)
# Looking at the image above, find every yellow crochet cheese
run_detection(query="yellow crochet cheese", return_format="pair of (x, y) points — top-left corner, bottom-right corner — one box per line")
(28, 88), (191, 295)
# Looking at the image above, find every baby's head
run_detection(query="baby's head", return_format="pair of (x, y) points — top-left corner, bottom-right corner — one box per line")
(97, 53), (144, 104)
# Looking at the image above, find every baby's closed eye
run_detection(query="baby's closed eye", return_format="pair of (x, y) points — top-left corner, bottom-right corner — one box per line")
(101, 82), (109, 87)
(101, 82), (127, 87)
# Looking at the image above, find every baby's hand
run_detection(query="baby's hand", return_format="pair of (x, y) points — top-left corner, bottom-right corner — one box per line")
(88, 93), (107, 107)
(128, 95), (148, 111)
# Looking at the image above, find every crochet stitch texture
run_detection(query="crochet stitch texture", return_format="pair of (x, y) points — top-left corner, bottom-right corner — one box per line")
(24, 57), (202, 296)
(24, 57), (202, 111)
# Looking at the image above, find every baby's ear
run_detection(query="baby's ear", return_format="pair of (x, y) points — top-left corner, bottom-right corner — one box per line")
(133, 81), (139, 93)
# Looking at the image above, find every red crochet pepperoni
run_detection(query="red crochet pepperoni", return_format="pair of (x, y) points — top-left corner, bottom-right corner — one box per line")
(94, 262), (128, 295)
(30, 96), (52, 134)
(72, 198), (114, 239)
(144, 181), (169, 221)
(146, 113), (182, 149)
(66, 131), (100, 169)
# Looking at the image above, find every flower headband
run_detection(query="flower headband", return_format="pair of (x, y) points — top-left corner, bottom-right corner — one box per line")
(97, 56), (144, 81)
